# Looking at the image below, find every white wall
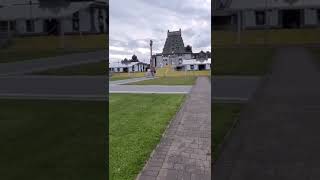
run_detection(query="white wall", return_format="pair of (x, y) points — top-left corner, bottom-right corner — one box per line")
(34, 19), (43, 33)
(183, 53), (192, 60)
(16, 19), (42, 34)
(15, 20), (25, 34)
(156, 55), (164, 67)
(243, 10), (256, 28)
(61, 17), (73, 33)
(304, 8), (318, 26)
(268, 10), (279, 27)
(79, 8), (91, 32)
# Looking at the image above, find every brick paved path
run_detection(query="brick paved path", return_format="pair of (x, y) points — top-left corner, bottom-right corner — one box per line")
(137, 77), (211, 180)
(214, 47), (320, 180)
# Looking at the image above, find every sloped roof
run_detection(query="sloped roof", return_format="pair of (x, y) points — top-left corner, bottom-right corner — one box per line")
(0, 1), (96, 20)
(230, 0), (320, 10)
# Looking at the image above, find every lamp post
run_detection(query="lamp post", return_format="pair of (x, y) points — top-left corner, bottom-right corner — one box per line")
(150, 40), (153, 67)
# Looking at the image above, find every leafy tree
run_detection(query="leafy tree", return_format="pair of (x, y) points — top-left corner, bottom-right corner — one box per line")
(130, 54), (139, 62)
(121, 58), (130, 64)
(185, 45), (192, 53)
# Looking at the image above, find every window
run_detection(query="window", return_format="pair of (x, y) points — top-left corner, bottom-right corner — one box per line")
(318, 10), (320, 24)
(26, 20), (35, 32)
(255, 11), (266, 25)
(117, 68), (120, 72)
(10, 21), (15, 31)
(72, 12), (80, 31)
(190, 65), (194, 70)
(98, 9), (104, 32)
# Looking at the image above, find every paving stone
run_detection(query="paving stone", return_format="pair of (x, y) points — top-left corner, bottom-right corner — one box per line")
(137, 77), (211, 180)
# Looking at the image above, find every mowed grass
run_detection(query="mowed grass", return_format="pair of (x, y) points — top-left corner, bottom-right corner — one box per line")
(213, 103), (242, 161)
(128, 66), (210, 85)
(109, 94), (185, 180)
(213, 29), (320, 46)
(0, 35), (107, 63)
(0, 99), (106, 180)
(32, 61), (107, 76)
(110, 72), (145, 81)
(213, 47), (275, 75)
(155, 67), (210, 77)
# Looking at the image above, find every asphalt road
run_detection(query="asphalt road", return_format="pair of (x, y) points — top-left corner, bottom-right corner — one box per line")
(0, 76), (261, 101)
(214, 47), (320, 180)
(212, 76), (262, 102)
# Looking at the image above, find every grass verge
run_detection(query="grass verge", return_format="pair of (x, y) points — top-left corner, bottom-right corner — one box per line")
(109, 94), (185, 180)
(213, 29), (320, 46)
(213, 103), (242, 160)
(0, 99), (106, 180)
(0, 35), (107, 63)
(32, 61), (106, 76)
(127, 76), (197, 85)
(110, 72), (145, 81)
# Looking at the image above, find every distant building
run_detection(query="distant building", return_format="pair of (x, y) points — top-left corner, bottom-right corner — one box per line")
(182, 58), (211, 71)
(213, 0), (320, 30)
(151, 29), (211, 71)
(0, 0), (108, 36)
(109, 61), (148, 73)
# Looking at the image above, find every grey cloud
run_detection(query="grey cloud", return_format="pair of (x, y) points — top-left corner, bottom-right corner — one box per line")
(109, 0), (211, 62)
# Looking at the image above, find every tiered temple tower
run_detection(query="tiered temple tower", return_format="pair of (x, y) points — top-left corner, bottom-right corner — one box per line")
(162, 29), (185, 55)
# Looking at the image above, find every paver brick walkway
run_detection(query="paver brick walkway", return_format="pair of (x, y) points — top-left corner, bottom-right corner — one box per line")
(214, 47), (320, 180)
(137, 77), (211, 180)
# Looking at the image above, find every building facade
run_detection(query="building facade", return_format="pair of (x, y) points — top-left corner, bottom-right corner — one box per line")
(109, 62), (148, 73)
(151, 29), (211, 71)
(0, 1), (108, 36)
(213, 0), (320, 30)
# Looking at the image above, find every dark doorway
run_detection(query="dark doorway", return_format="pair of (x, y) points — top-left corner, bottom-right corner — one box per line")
(198, 64), (206, 71)
(123, 67), (128, 73)
(44, 19), (60, 35)
(175, 66), (184, 71)
(281, 9), (302, 29)
(212, 15), (234, 30)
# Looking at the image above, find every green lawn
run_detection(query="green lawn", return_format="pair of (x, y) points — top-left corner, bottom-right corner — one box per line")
(110, 76), (134, 81)
(32, 61), (107, 76)
(213, 29), (320, 46)
(213, 47), (275, 75)
(127, 76), (197, 85)
(0, 49), (85, 64)
(109, 94), (185, 180)
(0, 35), (107, 63)
(0, 99), (106, 180)
(213, 103), (242, 160)
(109, 72), (145, 81)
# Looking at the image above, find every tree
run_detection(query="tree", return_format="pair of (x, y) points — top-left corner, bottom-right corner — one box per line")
(121, 58), (130, 64)
(185, 45), (192, 53)
(130, 54), (139, 62)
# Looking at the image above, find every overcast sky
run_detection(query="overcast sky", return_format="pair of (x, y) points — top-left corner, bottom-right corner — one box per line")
(109, 0), (211, 63)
